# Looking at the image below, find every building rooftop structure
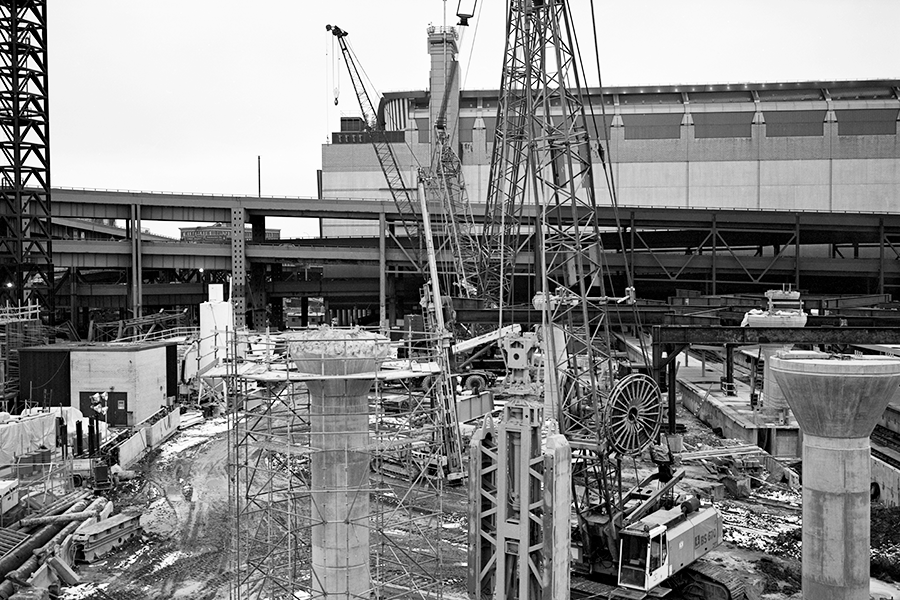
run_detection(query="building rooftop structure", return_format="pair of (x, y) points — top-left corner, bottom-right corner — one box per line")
(320, 27), (900, 239)
(180, 223), (280, 243)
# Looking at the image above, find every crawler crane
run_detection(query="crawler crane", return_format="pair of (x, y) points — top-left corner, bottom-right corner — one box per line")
(328, 23), (476, 482)
(472, 1), (744, 598)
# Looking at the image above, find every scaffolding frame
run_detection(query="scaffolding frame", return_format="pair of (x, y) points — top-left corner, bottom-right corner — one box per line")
(228, 328), (467, 600)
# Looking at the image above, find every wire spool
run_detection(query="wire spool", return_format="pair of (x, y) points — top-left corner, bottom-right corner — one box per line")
(606, 373), (663, 456)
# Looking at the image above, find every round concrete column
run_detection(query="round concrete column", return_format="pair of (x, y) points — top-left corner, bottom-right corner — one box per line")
(770, 356), (900, 600)
(288, 328), (388, 600)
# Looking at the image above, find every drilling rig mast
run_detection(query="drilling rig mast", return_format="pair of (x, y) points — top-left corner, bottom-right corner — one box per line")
(472, 0), (669, 595)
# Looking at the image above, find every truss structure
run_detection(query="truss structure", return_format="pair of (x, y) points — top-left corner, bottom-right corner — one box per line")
(479, 0), (538, 309)
(228, 328), (467, 600)
(424, 131), (480, 301)
(479, 1), (665, 579)
(485, 0), (615, 458)
(0, 0), (52, 309)
(0, 309), (42, 410)
(87, 309), (189, 342)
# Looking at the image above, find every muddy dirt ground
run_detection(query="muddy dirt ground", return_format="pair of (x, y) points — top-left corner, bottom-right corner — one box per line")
(62, 419), (232, 600)
(57, 404), (900, 600)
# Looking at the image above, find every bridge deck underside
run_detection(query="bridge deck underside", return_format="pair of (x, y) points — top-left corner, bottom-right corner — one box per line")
(47, 188), (900, 311)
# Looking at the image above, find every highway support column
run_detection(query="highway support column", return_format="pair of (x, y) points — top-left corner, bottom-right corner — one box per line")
(771, 354), (900, 600)
(230, 207), (246, 329)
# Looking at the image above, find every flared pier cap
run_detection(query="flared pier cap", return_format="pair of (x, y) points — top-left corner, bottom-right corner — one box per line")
(769, 355), (900, 438)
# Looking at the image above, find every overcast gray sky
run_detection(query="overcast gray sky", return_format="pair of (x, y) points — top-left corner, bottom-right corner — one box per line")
(49, 0), (900, 237)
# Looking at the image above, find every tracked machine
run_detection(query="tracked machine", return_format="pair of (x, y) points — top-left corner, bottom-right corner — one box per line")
(468, 0), (744, 598)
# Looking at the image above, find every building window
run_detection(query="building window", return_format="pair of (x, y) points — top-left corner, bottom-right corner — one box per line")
(836, 109), (899, 136)
(693, 111), (754, 139)
(764, 110), (826, 137)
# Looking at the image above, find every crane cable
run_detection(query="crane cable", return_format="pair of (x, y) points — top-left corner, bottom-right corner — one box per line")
(332, 34), (340, 105)
(578, 0), (653, 367)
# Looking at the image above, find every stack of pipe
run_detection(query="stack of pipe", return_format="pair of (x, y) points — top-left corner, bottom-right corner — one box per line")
(0, 491), (100, 599)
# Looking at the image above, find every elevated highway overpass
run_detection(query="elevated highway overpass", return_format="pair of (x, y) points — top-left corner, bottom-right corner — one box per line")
(50, 187), (900, 331)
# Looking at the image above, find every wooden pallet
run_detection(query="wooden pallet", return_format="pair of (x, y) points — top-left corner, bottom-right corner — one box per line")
(0, 527), (29, 560)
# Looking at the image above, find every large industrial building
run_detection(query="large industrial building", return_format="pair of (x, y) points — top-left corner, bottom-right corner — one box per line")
(322, 27), (900, 227)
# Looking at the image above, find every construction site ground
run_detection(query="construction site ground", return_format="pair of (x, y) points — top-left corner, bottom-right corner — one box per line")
(62, 419), (233, 600)
(57, 400), (900, 600)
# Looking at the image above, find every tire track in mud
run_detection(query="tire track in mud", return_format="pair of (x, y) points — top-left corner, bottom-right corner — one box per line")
(70, 427), (233, 600)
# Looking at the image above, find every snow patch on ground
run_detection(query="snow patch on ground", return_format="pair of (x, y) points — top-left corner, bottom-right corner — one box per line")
(754, 487), (801, 506)
(720, 500), (800, 553)
(872, 577), (900, 600)
(153, 550), (185, 572)
(156, 417), (229, 463)
(115, 543), (151, 569)
(62, 582), (109, 599)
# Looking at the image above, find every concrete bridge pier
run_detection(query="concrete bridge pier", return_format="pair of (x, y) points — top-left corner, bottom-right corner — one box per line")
(770, 354), (900, 600)
(288, 327), (387, 599)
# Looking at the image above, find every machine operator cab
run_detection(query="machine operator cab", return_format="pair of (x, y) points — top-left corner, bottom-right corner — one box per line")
(618, 524), (670, 591)
(617, 497), (723, 593)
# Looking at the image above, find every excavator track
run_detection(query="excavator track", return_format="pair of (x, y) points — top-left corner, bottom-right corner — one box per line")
(676, 558), (745, 600)
(571, 575), (626, 599)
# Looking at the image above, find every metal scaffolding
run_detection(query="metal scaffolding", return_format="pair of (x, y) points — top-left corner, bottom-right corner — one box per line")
(227, 327), (467, 600)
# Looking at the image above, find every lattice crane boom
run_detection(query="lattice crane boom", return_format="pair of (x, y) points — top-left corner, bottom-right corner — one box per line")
(425, 130), (480, 299)
(481, 0), (663, 571)
(478, 1), (535, 309)
(326, 24), (423, 269)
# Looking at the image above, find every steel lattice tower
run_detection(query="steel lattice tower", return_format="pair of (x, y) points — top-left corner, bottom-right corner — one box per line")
(0, 0), (52, 310)
(482, 0), (613, 433)
(479, 0), (536, 309)
(477, 1), (663, 582)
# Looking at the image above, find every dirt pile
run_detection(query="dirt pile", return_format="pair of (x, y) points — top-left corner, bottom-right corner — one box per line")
(754, 556), (801, 597)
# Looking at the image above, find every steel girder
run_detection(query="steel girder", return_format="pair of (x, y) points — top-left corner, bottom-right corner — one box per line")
(0, 0), (52, 310)
(617, 212), (900, 294)
(652, 325), (900, 346)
